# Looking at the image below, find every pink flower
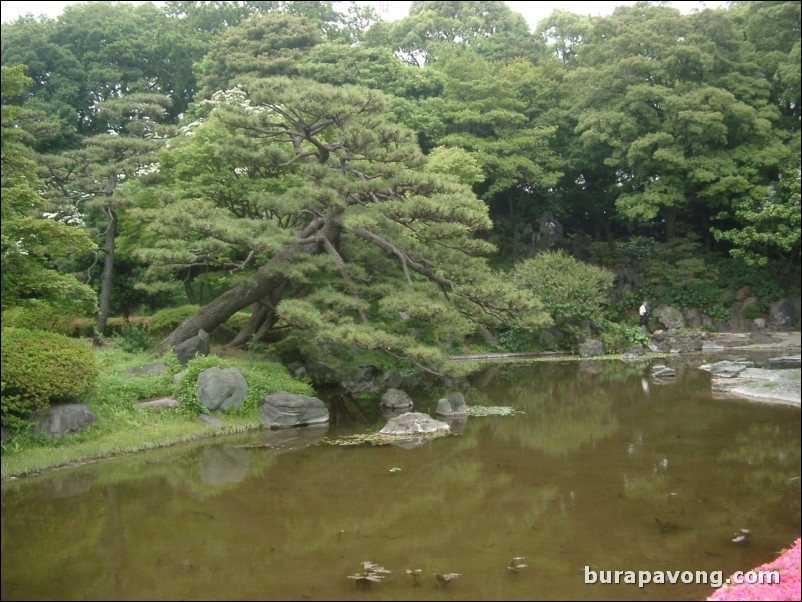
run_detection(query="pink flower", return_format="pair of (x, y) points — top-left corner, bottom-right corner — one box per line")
(707, 538), (801, 601)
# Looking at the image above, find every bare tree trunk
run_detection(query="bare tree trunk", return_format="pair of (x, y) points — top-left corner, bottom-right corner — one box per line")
(664, 208), (677, 242)
(253, 309), (280, 342)
(94, 206), (117, 346)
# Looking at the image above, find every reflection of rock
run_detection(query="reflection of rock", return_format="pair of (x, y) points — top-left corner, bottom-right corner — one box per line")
(579, 360), (604, 375)
(260, 424), (329, 453)
(442, 414), (468, 433)
(651, 365), (675, 378)
(49, 472), (96, 498)
(436, 392), (469, 416)
(198, 445), (250, 487)
(388, 437), (435, 449)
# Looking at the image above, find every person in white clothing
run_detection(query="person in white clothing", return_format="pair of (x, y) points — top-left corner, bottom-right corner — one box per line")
(639, 299), (649, 328)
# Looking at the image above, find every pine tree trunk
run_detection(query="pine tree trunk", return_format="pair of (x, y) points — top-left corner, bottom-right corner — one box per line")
(155, 264), (284, 353)
(94, 206), (117, 346)
(155, 212), (339, 353)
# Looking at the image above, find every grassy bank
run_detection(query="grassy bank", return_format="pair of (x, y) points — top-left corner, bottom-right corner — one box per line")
(0, 335), (729, 482)
(1, 345), (312, 481)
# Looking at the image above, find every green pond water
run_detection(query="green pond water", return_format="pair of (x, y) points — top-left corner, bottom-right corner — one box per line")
(2, 358), (800, 601)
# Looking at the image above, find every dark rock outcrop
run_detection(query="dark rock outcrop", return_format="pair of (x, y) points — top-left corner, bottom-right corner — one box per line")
(173, 329), (210, 367)
(380, 388), (413, 410)
(29, 404), (97, 439)
(259, 392), (329, 428)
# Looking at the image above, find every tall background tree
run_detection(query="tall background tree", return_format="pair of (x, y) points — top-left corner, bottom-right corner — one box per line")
(39, 94), (176, 342)
(1, 65), (96, 317)
(2, 0), (799, 364)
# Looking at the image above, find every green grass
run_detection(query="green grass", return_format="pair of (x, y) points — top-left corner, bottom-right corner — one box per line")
(1, 344), (311, 481)
(1, 418), (261, 479)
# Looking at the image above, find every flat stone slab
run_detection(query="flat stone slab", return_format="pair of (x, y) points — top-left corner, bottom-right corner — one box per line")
(712, 368), (800, 407)
(137, 397), (180, 412)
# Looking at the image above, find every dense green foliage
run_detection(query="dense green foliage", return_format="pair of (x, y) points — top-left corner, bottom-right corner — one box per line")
(511, 250), (616, 335)
(1, 1), (799, 383)
(1, 66), (97, 316)
(1, 301), (77, 335)
(148, 305), (203, 337)
(0, 328), (98, 427)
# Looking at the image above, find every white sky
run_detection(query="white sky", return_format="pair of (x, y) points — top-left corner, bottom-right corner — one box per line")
(1, 1), (728, 27)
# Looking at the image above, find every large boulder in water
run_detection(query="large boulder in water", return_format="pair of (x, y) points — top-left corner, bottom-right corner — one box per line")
(379, 412), (449, 436)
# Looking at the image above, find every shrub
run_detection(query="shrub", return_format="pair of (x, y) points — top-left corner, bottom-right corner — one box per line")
(223, 310), (251, 333)
(113, 323), (153, 353)
(497, 327), (562, 353)
(1, 302), (77, 335)
(149, 305), (200, 337)
(1, 328), (98, 428)
(511, 250), (615, 339)
(743, 304), (766, 320)
(597, 321), (650, 353)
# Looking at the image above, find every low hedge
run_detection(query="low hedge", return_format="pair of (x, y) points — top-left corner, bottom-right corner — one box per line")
(1, 328), (98, 428)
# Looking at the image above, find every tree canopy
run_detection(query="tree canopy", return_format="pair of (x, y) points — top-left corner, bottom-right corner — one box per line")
(1, 0), (799, 372)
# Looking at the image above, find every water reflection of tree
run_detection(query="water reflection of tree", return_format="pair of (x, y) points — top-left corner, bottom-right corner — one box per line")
(463, 362), (626, 456)
(485, 391), (619, 456)
(1, 478), (107, 599)
(719, 422), (802, 522)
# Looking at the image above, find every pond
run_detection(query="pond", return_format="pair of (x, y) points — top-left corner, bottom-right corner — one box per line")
(2, 357), (800, 601)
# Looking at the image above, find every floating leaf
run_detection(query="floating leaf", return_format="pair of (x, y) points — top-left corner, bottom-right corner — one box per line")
(348, 561), (392, 586)
(435, 572), (462, 585)
(325, 431), (452, 447)
(467, 406), (523, 417)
